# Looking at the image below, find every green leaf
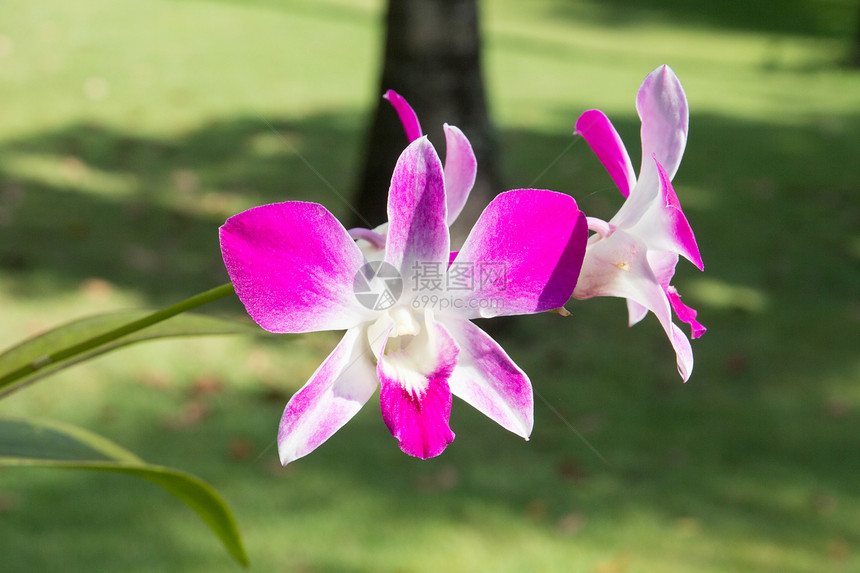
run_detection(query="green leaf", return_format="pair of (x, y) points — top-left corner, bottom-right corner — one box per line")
(0, 309), (257, 397)
(0, 417), (249, 566)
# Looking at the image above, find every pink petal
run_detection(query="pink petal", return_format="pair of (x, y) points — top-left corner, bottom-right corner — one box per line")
(442, 124), (477, 225)
(377, 311), (459, 458)
(626, 158), (703, 270)
(657, 161), (703, 270)
(385, 137), (450, 277)
(575, 109), (637, 198)
(636, 65), (688, 181)
(220, 202), (369, 333)
(384, 89), (423, 143)
(451, 189), (588, 319)
(379, 372), (455, 459)
(277, 327), (378, 465)
(440, 317), (533, 439)
(635, 252), (706, 340)
(667, 286), (706, 339)
(573, 229), (693, 381)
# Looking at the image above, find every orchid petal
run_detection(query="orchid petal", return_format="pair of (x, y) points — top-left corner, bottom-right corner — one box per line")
(609, 154), (661, 230)
(669, 322), (694, 381)
(442, 123), (477, 226)
(627, 299), (648, 327)
(667, 286), (706, 339)
(648, 250), (681, 289)
(573, 230), (666, 307)
(379, 374), (455, 459)
(573, 229), (693, 381)
(452, 189), (588, 319)
(637, 65), (688, 181)
(385, 138), (450, 277)
(220, 202), (370, 333)
(384, 89), (423, 143)
(575, 109), (637, 198)
(277, 327), (378, 465)
(441, 317), (533, 439)
(377, 310), (458, 458)
(628, 250), (678, 326)
(626, 158), (703, 270)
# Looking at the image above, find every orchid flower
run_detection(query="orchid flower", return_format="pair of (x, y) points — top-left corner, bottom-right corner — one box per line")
(572, 65), (705, 381)
(348, 90), (477, 253)
(220, 137), (588, 464)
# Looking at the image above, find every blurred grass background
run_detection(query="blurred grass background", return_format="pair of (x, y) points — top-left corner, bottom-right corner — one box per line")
(1, 0), (859, 571)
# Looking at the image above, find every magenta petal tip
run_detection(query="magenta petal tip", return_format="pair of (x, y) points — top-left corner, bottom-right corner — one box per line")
(384, 89), (423, 143)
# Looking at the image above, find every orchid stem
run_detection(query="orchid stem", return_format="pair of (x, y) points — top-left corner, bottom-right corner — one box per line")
(0, 283), (236, 393)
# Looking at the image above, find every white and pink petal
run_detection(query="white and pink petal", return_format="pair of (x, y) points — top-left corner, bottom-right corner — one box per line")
(442, 123), (477, 226)
(627, 250), (678, 326)
(441, 317), (533, 439)
(668, 321), (694, 382)
(277, 327), (379, 465)
(573, 230), (665, 306)
(609, 156), (662, 231)
(636, 65), (688, 181)
(220, 201), (371, 333)
(385, 138), (450, 278)
(625, 158), (703, 270)
(451, 189), (588, 319)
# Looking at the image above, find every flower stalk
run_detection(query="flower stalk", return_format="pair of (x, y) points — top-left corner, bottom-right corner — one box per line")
(0, 283), (235, 394)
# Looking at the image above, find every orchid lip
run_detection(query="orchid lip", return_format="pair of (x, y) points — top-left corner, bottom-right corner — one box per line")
(376, 307), (455, 401)
(366, 305), (426, 360)
(383, 307), (422, 354)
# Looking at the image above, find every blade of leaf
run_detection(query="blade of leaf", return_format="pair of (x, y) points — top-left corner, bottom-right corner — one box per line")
(0, 310), (261, 398)
(0, 417), (249, 566)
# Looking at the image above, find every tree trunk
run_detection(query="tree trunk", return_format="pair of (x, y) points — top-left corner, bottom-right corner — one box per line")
(353, 0), (500, 245)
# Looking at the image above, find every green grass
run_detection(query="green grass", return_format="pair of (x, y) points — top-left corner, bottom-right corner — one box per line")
(1, 0), (859, 571)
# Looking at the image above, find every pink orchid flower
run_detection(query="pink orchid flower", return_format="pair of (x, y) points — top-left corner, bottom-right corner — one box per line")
(220, 137), (588, 464)
(348, 90), (477, 252)
(572, 65), (705, 381)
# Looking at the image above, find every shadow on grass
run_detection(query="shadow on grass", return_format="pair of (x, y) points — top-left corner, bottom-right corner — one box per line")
(542, 0), (857, 39)
(0, 115), (367, 305)
(0, 108), (858, 570)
